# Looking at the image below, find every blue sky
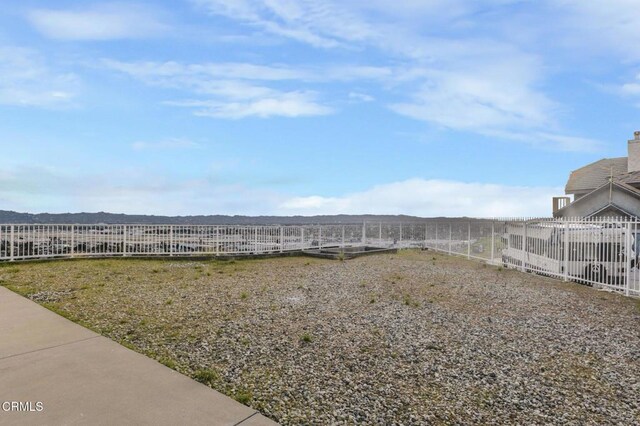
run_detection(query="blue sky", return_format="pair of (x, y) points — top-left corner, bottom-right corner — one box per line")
(1, 0), (640, 217)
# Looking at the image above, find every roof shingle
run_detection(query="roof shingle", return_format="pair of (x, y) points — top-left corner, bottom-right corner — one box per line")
(565, 157), (627, 194)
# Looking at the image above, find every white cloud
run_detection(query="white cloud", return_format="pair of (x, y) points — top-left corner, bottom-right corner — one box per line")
(167, 91), (332, 118)
(27, 4), (168, 41)
(391, 59), (552, 132)
(0, 165), (284, 216)
(102, 59), (311, 83)
(385, 53), (602, 151)
(348, 92), (374, 102)
(0, 165), (558, 217)
(132, 138), (201, 151)
(551, 1), (640, 61)
(532, 133), (602, 153)
(187, 1), (597, 151)
(0, 46), (80, 107)
(191, 0), (375, 48)
(278, 178), (560, 217)
(620, 73), (640, 98)
(104, 59), (333, 118)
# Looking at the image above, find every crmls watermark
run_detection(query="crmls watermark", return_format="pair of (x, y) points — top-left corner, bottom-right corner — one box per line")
(1, 401), (44, 412)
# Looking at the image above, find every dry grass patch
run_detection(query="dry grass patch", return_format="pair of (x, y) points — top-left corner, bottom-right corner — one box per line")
(2, 252), (639, 425)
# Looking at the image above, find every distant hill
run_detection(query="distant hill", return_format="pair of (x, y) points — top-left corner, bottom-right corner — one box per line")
(0, 210), (470, 225)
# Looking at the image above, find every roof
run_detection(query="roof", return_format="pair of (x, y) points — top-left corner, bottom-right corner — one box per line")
(556, 179), (640, 217)
(610, 179), (640, 195)
(614, 170), (640, 185)
(565, 157), (627, 194)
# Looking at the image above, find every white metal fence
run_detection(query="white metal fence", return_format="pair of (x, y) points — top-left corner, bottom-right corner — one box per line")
(424, 217), (640, 298)
(1, 218), (639, 297)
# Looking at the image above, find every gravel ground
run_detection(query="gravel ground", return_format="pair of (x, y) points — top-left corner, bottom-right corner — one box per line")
(2, 251), (640, 425)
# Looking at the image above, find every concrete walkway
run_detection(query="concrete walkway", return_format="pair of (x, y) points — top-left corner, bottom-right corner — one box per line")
(0, 286), (277, 426)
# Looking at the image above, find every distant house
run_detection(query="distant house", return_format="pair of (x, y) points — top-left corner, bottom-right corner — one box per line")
(553, 131), (640, 218)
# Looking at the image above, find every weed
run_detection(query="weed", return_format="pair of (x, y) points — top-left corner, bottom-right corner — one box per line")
(119, 339), (136, 351)
(240, 292), (248, 300)
(388, 273), (404, 282)
(165, 298), (173, 305)
(403, 294), (421, 308)
(234, 390), (252, 405)
(41, 302), (72, 320)
(159, 358), (176, 369)
(337, 251), (345, 262)
(151, 269), (160, 273)
(300, 332), (313, 343)
(194, 368), (218, 385)
(370, 297), (376, 304)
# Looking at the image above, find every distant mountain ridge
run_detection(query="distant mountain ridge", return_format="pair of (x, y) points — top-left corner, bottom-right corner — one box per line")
(0, 210), (460, 225)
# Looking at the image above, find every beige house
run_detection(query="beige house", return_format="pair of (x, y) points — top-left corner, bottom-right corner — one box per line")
(553, 131), (640, 218)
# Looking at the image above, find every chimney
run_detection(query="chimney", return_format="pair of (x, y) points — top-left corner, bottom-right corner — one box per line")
(628, 131), (640, 172)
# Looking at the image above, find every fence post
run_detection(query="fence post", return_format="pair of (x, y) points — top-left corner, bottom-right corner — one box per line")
(341, 225), (345, 247)
(625, 222), (632, 296)
(254, 226), (258, 253)
(435, 223), (438, 251)
(521, 221), (527, 272)
(301, 227), (305, 250)
(319, 225), (322, 249)
(448, 223), (452, 254)
(70, 225), (75, 256)
(10, 225), (14, 261)
(215, 226), (220, 256)
(467, 221), (471, 259)
(280, 226), (284, 252)
(169, 225), (174, 256)
(123, 225), (127, 256)
(379, 222), (382, 244)
(563, 221), (569, 281)
(362, 222), (366, 245)
(490, 221), (495, 264)
(399, 224), (403, 247)
(423, 223), (427, 248)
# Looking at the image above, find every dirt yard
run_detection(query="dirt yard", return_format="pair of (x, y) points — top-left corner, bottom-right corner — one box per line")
(2, 251), (639, 425)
